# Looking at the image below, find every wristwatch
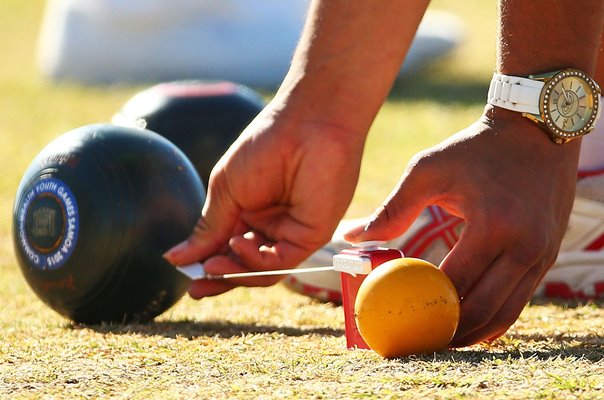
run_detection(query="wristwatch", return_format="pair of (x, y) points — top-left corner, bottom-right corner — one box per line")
(487, 68), (601, 144)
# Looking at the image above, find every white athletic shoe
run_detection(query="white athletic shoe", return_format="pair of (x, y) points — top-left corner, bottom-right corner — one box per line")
(283, 170), (604, 303)
(535, 170), (604, 299)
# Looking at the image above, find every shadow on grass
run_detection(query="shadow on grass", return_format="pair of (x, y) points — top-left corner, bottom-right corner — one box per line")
(68, 319), (344, 340)
(387, 331), (604, 364)
(529, 297), (604, 308)
(66, 298), (603, 362)
(446, 342), (604, 364)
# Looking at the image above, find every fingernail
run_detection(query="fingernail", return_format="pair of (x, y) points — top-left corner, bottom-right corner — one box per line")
(163, 241), (188, 263)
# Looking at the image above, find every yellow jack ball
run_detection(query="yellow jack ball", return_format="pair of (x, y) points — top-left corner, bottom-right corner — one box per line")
(354, 258), (460, 358)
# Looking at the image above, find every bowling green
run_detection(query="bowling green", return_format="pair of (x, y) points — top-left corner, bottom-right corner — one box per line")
(1, 1), (603, 399)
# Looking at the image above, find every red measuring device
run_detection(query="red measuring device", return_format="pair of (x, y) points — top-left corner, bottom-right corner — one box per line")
(333, 242), (404, 349)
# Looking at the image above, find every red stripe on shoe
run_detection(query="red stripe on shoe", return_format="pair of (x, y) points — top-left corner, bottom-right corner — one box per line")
(577, 169), (604, 179)
(402, 206), (463, 258)
(544, 282), (587, 299)
(543, 282), (604, 299)
(585, 232), (604, 250)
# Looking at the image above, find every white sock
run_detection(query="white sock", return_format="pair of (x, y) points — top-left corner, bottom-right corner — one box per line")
(578, 96), (604, 172)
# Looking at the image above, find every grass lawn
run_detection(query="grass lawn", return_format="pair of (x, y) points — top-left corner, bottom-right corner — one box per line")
(1, 1), (604, 399)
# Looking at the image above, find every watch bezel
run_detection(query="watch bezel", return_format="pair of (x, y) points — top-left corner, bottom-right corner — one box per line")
(538, 68), (600, 143)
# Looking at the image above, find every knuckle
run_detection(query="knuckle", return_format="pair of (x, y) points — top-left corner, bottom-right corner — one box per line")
(484, 205), (562, 268)
(407, 149), (437, 171)
(192, 217), (211, 236)
(363, 204), (397, 236)
(375, 203), (397, 225)
(462, 304), (496, 330)
(447, 271), (473, 299)
(507, 231), (554, 268)
(402, 151), (441, 190)
(189, 217), (226, 254)
(443, 248), (488, 299)
(191, 218), (215, 245)
(496, 308), (522, 332)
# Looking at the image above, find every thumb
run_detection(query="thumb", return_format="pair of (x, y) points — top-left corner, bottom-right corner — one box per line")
(343, 174), (431, 244)
(163, 181), (241, 266)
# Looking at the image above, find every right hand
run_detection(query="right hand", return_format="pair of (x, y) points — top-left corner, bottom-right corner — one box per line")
(344, 109), (580, 347)
(164, 100), (367, 298)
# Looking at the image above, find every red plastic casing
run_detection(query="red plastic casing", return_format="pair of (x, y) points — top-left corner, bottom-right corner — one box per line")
(339, 248), (403, 349)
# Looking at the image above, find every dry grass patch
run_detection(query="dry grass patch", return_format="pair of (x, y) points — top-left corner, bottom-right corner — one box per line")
(2, 256), (604, 400)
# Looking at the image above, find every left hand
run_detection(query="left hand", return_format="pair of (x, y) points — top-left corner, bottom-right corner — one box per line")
(164, 101), (367, 298)
(345, 106), (580, 347)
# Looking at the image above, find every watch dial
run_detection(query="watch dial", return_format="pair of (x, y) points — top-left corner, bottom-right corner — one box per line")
(542, 70), (599, 140)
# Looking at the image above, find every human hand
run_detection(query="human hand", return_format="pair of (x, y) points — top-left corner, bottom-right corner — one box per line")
(344, 106), (580, 347)
(164, 100), (367, 299)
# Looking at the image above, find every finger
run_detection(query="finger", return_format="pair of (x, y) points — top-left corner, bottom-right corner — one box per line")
(438, 221), (502, 299)
(185, 255), (239, 299)
(210, 219), (252, 256)
(343, 191), (426, 244)
(483, 258), (552, 343)
(450, 256), (546, 347)
(451, 256), (524, 345)
(231, 208), (328, 269)
(230, 232), (315, 270)
(188, 256), (269, 300)
(229, 231), (278, 269)
(164, 177), (241, 266)
(188, 279), (237, 299)
(451, 264), (542, 347)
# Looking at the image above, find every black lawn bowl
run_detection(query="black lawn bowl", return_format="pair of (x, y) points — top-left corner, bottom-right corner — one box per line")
(113, 80), (265, 186)
(12, 124), (205, 324)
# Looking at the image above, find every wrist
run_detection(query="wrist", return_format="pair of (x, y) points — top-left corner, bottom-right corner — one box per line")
(478, 104), (582, 185)
(271, 73), (373, 141)
(255, 91), (368, 154)
(480, 104), (582, 152)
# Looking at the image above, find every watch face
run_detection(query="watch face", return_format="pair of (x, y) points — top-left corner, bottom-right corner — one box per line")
(541, 69), (600, 141)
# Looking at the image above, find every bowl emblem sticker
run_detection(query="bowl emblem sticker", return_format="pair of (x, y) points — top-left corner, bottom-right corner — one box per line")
(17, 177), (79, 270)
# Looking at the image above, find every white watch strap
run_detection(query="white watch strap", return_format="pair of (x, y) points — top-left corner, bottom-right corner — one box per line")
(487, 73), (544, 115)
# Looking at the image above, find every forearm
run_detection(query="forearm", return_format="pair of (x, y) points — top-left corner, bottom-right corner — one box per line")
(489, 1), (604, 153)
(596, 29), (604, 86)
(275, 0), (430, 136)
(497, 0), (603, 76)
